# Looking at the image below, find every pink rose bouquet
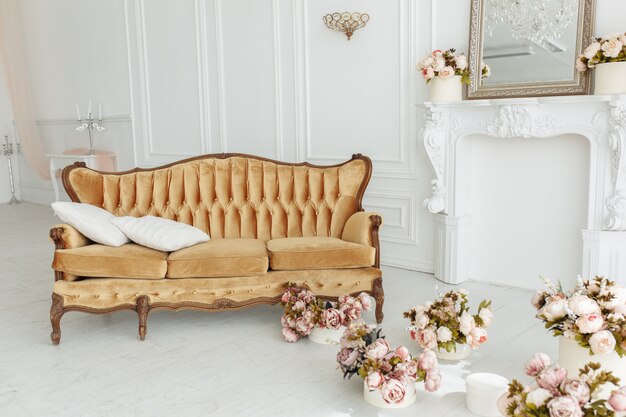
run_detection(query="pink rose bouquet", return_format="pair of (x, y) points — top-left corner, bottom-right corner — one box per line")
(404, 288), (493, 353)
(280, 283), (371, 343)
(416, 48), (490, 85)
(533, 276), (626, 356)
(499, 353), (623, 417)
(576, 32), (626, 72)
(337, 320), (441, 405)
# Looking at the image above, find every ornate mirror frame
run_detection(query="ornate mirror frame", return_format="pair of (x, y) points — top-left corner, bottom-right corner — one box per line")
(467, 0), (596, 99)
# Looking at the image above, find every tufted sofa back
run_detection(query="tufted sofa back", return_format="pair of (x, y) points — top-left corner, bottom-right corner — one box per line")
(62, 154), (372, 240)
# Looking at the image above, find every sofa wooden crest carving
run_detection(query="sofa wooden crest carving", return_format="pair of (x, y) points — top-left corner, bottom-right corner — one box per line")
(49, 153), (383, 344)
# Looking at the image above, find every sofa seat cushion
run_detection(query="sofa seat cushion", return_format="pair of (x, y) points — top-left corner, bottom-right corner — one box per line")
(167, 239), (268, 278)
(267, 237), (375, 270)
(52, 243), (167, 279)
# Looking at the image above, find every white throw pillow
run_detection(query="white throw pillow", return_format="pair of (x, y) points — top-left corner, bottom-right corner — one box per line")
(110, 215), (209, 252)
(51, 202), (130, 247)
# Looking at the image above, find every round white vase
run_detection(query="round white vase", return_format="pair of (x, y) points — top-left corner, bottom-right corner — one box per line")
(363, 380), (417, 409)
(558, 336), (626, 398)
(594, 61), (626, 95)
(308, 326), (345, 344)
(435, 343), (471, 361)
(428, 75), (463, 102)
(465, 373), (509, 417)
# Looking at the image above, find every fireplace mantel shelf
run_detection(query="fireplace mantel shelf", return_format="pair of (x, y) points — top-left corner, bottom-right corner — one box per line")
(417, 94), (626, 284)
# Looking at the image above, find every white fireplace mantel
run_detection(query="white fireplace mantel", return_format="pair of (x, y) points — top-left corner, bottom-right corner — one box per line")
(417, 95), (626, 285)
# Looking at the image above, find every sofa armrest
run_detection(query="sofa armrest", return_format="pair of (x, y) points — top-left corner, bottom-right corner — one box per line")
(342, 212), (383, 268)
(49, 224), (91, 250)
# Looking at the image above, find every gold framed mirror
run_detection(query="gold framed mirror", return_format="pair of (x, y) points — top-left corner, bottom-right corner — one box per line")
(467, 0), (595, 99)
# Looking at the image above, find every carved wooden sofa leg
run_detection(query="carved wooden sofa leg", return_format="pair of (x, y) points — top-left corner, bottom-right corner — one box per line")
(136, 296), (150, 341)
(372, 277), (384, 324)
(50, 293), (64, 345)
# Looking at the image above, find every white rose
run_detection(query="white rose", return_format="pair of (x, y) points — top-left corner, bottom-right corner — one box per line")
(542, 299), (568, 321)
(583, 42), (601, 59)
(576, 56), (587, 72)
(589, 330), (617, 355)
(432, 57), (445, 72)
(602, 32), (623, 42)
(621, 35), (626, 46)
(603, 287), (626, 310)
(415, 312), (430, 329)
(575, 313), (604, 334)
(454, 55), (468, 70)
(602, 39), (623, 58)
(481, 62), (491, 77)
(422, 56), (434, 69)
(526, 388), (553, 406)
(568, 295), (600, 316)
(478, 308), (494, 327)
(438, 66), (455, 79)
(459, 311), (475, 336)
(436, 326), (453, 342)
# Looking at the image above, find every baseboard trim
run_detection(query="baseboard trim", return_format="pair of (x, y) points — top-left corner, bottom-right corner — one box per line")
(381, 254), (434, 273)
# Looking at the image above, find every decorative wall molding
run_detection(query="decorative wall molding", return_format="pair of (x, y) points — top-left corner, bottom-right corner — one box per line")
(194, 0), (211, 155)
(364, 189), (417, 245)
(418, 95), (626, 283)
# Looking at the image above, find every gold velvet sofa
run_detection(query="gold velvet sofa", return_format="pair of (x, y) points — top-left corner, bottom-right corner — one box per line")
(49, 153), (384, 344)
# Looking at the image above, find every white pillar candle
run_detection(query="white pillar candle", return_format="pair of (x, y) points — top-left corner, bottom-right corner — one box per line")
(87, 99), (92, 116)
(76, 104), (81, 121)
(99, 103), (102, 121)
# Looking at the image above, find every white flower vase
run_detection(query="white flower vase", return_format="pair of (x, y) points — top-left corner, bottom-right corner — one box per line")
(465, 373), (510, 417)
(308, 326), (345, 344)
(435, 344), (471, 361)
(363, 380), (417, 409)
(558, 336), (626, 399)
(428, 75), (463, 102)
(594, 62), (626, 95)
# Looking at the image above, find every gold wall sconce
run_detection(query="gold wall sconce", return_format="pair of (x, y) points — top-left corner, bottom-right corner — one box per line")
(323, 12), (369, 41)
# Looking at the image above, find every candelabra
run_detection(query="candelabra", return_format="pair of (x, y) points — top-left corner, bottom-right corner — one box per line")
(76, 101), (105, 155)
(3, 135), (21, 205)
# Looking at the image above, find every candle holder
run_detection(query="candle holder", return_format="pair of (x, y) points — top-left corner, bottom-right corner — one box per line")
(76, 101), (105, 155)
(3, 135), (21, 205)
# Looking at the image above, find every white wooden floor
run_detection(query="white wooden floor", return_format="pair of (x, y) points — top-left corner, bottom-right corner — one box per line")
(0, 203), (555, 417)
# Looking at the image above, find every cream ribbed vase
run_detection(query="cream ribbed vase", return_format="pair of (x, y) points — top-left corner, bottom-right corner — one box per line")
(428, 75), (463, 102)
(594, 62), (626, 95)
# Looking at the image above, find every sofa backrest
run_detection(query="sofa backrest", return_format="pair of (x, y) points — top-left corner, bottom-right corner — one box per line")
(62, 153), (372, 240)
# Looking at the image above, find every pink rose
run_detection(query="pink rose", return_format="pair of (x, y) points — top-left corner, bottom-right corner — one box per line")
(337, 347), (359, 367)
(281, 291), (291, 303)
(403, 360), (419, 380)
(415, 312), (430, 329)
(417, 349), (438, 371)
(280, 315), (288, 328)
(293, 300), (306, 312)
(295, 317), (312, 335)
(525, 352), (551, 377)
(409, 329), (417, 341)
(285, 315), (296, 328)
(469, 327), (488, 349)
(609, 387), (626, 412)
(395, 346), (410, 361)
(340, 305), (359, 322)
(575, 313), (604, 334)
(547, 395), (583, 417)
(537, 366), (568, 392)
(417, 329), (438, 350)
(282, 326), (299, 343)
(589, 330), (617, 355)
(422, 67), (435, 80)
(323, 308), (345, 330)
(381, 378), (407, 404)
(497, 393), (513, 416)
(424, 369), (442, 392)
(365, 371), (384, 390)
(366, 339), (390, 360)
(438, 66), (455, 79)
(560, 379), (590, 405)
(338, 295), (350, 304)
(358, 293), (372, 311)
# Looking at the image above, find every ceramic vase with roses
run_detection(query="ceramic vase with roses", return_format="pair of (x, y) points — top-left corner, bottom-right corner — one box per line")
(337, 320), (441, 409)
(404, 288), (493, 361)
(498, 352), (626, 417)
(533, 276), (626, 398)
(280, 283), (371, 344)
(577, 32), (626, 95)
(417, 48), (490, 102)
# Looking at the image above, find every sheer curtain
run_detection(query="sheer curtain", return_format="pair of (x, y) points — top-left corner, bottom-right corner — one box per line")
(0, 0), (49, 179)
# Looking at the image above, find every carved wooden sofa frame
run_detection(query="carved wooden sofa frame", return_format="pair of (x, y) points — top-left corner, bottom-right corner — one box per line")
(49, 153), (384, 344)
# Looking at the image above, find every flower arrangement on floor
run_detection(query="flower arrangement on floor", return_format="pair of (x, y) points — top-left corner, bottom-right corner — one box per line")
(280, 283), (371, 343)
(404, 288), (493, 355)
(533, 276), (626, 356)
(498, 352), (626, 416)
(337, 320), (441, 405)
(576, 32), (626, 72)
(416, 49), (491, 84)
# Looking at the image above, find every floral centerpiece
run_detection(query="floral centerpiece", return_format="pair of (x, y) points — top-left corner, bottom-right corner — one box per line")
(404, 288), (493, 360)
(498, 352), (626, 416)
(280, 283), (371, 343)
(533, 277), (626, 357)
(337, 320), (441, 408)
(576, 32), (626, 95)
(417, 49), (471, 84)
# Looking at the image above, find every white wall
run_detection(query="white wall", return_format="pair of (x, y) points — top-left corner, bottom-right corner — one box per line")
(7, 0), (626, 281)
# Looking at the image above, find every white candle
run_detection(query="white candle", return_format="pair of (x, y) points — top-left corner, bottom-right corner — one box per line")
(99, 103), (102, 121)
(76, 104), (81, 121)
(87, 99), (92, 116)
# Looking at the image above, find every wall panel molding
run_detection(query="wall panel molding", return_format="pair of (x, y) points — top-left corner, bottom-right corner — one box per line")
(364, 189), (417, 245)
